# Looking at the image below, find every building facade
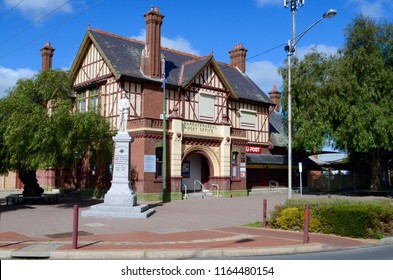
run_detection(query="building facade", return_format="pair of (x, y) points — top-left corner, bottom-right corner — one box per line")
(69, 6), (276, 201)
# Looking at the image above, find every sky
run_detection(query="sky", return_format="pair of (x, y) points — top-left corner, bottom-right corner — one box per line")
(1, 0), (393, 99)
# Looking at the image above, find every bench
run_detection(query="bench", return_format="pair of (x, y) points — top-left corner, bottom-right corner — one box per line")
(6, 194), (59, 205)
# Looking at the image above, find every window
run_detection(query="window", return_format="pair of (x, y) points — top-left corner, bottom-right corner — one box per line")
(77, 91), (86, 112)
(77, 88), (99, 112)
(232, 151), (238, 178)
(156, 147), (163, 178)
(89, 88), (99, 111)
(199, 92), (215, 122)
(240, 109), (257, 130)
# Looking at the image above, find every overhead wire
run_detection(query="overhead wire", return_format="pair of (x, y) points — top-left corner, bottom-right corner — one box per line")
(0, 0), (25, 19)
(0, 0), (73, 47)
(0, 0), (106, 61)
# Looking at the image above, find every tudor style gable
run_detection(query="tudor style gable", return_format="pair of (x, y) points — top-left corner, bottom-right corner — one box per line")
(73, 43), (112, 87)
(179, 57), (234, 124)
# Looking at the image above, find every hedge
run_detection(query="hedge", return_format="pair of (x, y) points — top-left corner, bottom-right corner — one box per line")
(269, 199), (393, 239)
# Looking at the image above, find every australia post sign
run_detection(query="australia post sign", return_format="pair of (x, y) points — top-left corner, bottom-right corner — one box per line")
(246, 146), (262, 154)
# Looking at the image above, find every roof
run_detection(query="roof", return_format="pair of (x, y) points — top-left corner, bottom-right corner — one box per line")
(247, 154), (318, 166)
(269, 111), (288, 148)
(71, 28), (272, 104)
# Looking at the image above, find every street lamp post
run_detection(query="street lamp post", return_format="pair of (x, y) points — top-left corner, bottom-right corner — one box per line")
(285, 9), (337, 199)
(162, 54), (167, 201)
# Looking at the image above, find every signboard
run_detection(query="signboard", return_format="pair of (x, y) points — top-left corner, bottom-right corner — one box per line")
(246, 146), (262, 154)
(144, 155), (156, 173)
(183, 121), (219, 135)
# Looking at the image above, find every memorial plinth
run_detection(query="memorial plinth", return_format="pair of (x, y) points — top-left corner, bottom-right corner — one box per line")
(82, 132), (155, 218)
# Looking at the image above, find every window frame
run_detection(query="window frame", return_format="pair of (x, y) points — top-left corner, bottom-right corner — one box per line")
(199, 91), (215, 122)
(239, 109), (257, 130)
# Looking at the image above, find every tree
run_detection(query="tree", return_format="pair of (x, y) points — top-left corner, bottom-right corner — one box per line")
(280, 16), (393, 191)
(0, 70), (113, 196)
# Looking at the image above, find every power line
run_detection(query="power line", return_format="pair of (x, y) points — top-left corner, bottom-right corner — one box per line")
(0, 0), (105, 61)
(0, 0), (73, 47)
(0, 0), (25, 19)
(247, 43), (287, 61)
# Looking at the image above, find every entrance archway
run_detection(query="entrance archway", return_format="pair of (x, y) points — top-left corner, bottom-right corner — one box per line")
(181, 152), (212, 192)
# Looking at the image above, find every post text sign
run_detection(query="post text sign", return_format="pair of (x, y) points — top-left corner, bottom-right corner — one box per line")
(246, 146), (262, 154)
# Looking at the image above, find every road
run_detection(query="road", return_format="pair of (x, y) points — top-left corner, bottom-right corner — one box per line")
(209, 244), (393, 260)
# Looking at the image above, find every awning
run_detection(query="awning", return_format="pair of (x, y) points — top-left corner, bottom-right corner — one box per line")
(308, 153), (348, 166)
(247, 154), (317, 166)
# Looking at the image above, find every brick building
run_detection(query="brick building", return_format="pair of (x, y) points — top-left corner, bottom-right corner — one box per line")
(68, 6), (281, 201)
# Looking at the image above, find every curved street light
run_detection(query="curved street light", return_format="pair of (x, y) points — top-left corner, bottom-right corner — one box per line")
(286, 9), (337, 199)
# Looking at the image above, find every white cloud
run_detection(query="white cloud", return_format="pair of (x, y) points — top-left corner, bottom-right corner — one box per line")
(247, 60), (282, 94)
(254, 0), (281, 7)
(296, 44), (338, 59)
(4, 0), (73, 21)
(0, 66), (36, 98)
(132, 29), (200, 56)
(347, 0), (391, 18)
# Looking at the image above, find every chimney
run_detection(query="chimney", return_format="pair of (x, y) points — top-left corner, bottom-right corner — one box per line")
(229, 44), (247, 73)
(269, 85), (281, 112)
(141, 6), (164, 78)
(40, 42), (55, 71)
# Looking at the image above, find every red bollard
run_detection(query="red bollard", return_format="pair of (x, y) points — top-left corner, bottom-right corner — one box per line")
(72, 205), (79, 249)
(303, 204), (310, 244)
(263, 199), (267, 227)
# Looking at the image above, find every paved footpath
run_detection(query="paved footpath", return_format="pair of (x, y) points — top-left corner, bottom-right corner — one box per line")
(0, 190), (391, 259)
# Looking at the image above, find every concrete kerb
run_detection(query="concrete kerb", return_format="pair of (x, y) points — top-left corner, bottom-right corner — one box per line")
(44, 238), (393, 259)
(43, 244), (329, 260)
(2, 237), (392, 260)
(3, 234), (392, 260)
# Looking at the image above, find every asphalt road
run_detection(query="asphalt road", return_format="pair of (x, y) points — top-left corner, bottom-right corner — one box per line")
(208, 244), (393, 260)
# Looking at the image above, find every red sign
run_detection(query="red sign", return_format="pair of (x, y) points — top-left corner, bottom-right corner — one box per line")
(246, 146), (262, 154)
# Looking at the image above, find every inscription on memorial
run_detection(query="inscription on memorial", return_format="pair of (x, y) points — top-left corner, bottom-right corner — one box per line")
(114, 146), (129, 177)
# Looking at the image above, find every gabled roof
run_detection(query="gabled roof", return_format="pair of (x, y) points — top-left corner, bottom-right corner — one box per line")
(70, 28), (272, 104)
(179, 55), (237, 98)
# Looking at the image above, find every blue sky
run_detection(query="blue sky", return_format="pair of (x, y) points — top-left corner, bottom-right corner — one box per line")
(1, 0), (393, 99)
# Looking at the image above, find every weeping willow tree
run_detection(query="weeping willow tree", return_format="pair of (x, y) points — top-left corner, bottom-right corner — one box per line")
(0, 70), (113, 196)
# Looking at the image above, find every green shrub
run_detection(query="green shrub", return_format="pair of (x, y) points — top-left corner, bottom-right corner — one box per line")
(273, 207), (303, 230)
(271, 206), (321, 232)
(317, 204), (377, 238)
(269, 199), (393, 239)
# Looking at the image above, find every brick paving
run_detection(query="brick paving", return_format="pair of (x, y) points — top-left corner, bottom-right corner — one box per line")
(0, 191), (388, 259)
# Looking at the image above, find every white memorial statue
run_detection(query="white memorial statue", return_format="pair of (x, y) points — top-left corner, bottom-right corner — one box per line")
(118, 91), (131, 132)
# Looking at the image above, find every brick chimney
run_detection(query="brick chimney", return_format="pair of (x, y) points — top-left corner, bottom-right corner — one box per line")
(269, 85), (281, 112)
(229, 44), (247, 73)
(40, 42), (55, 71)
(141, 6), (164, 78)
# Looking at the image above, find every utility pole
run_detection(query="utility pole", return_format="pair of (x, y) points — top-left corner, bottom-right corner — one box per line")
(284, 0), (304, 199)
(284, 0), (305, 52)
(162, 54), (167, 201)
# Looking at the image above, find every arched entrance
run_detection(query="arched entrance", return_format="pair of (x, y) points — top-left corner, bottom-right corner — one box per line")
(181, 152), (212, 192)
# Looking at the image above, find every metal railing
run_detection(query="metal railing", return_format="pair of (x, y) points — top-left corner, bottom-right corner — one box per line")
(269, 180), (279, 190)
(212, 183), (220, 198)
(183, 184), (188, 199)
(194, 180), (205, 192)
